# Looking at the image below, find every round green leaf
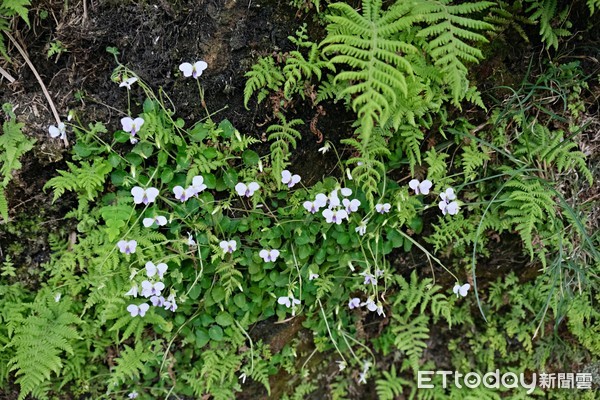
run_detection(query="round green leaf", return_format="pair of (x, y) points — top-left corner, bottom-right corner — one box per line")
(208, 325), (224, 341)
(242, 150), (259, 166)
(215, 312), (234, 327)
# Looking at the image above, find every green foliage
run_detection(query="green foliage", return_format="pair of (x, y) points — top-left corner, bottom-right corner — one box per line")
(415, 0), (494, 104)
(524, 0), (572, 50)
(321, 0), (417, 139)
(44, 159), (113, 203)
(0, 105), (35, 222)
(0, 0), (30, 60)
(266, 113), (304, 183)
(244, 25), (333, 110)
(7, 294), (82, 400)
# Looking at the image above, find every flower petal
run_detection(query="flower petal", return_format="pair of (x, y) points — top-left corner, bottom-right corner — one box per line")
(179, 62), (194, 77)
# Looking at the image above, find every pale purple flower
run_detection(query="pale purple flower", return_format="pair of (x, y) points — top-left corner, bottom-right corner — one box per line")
(54, 293), (61, 302)
(140, 280), (165, 298)
(191, 175), (207, 194)
(355, 220), (368, 236)
(259, 249), (280, 262)
(145, 261), (168, 279)
(337, 360), (347, 371)
(125, 284), (138, 297)
(277, 294), (301, 309)
(143, 215), (168, 227)
(409, 179), (432, 195)
(121, 117), (144, 136)
(48, 122), (66, 140)
(187, 232), (196, 246)
(375, 269), (384, 277)
(281, 170), (301, 188)
(358, 371), (367, 384)
(179, 61), (208, 79)
(309, 270), (319, 280)
(235, 182), (260, 197)
(322, 208), (348, 224)
(360, 272), (376, 285)
(342, 198), (361, 214)
(348, 297), (361, 309)
(340, 188), (352, 197)
(119, 77), (138, 90)
(150, 295), (165, 307)
(453, 283), (470, 297)
(164, 294), (177, 312)
(128, 391), (139, 399)
(376, 302), (385, 317)
(303, 193), (328, 214)
(328, 190), (341, 208)
(117, 240), (137, 254)
(361, 298), (378, 312)
(375, 203), (391, 214)
(131, 186), (159, 205)
(173, 185), (195, 202)
(219, 240), (237, 254)
(127, 303), (149, 317)
(439, 188), (459, 215)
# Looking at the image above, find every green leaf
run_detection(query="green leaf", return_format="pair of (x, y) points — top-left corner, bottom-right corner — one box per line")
(208, 325), (224, 341)
(196, 329), (210, 347)
(242, 150), (260, 166)
(218, 119), (235, 138)
(215, 312), (234, 327)
(223, 169), (238, 189)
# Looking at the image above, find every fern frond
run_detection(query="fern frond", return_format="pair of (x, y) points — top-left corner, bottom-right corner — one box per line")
(7, 296), (82, 400)
(322, 0), (417, 139)
(415, 0), (494, 103)
(267, 114), (303, 183)
(243, 57), (285, 108)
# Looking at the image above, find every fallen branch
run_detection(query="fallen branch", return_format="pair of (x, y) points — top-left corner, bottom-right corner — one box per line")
(6, 32), (68, 146)
(0, 66), (15, 83)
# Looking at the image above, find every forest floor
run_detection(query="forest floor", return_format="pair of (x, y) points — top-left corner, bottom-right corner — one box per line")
(1, 0), (599, 398)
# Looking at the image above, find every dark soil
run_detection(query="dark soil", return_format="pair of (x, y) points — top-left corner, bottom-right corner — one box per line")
(1, 0), (599, 398)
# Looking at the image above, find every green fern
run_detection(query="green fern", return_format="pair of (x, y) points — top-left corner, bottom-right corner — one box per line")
(415, 0), (494, 104)
(375, 365), (409, 400)
(0, 115), (35, 187)
(388, 271), (451, 372)
(343, 131), (390, 205)
(244, 57), (285, 108)
(7, 295), (82, 400)
(0, 0), (31, 60)
(525, 0), (571, 50)
(108, 342), (154, 387)
(0, 187), (7, 222)
(321, 0), (418, 139)
(500, 176), (556, 263)
(44, 159), (113, 202)
(588, 0), (600, 13)
(266, 114), (303, 184)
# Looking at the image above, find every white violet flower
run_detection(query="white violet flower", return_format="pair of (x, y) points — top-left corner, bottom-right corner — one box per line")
(453, 283), (470, 297)
(119, 77), (138, 89)
(322, 208), (348, 225)
(409, 179), (433, 195)
(117, 240), (137, 254)
(131, 186), (159, 205)
(179, 61), (208, 79)
(375, 203), (391, 214)
(127, 303), (149, 317)
(259, 249), (280, 263)
(219, 240), (237, 254)
(235, 182), (260, 197)
(281, 170), (301, 188)
(48, 122), (66, 140)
